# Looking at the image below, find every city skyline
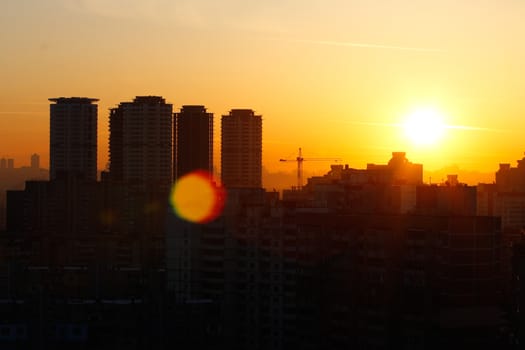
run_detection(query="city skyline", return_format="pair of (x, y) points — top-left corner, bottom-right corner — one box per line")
(1, 94), (520, 188)
(3, 94), (514, 187)
(4, 85), (525, 348)
(3, 2), (525, 347)
(2, 0), (525, 179)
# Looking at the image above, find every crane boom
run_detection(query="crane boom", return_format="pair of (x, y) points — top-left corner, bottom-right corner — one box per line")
(279, 148), (342, 189)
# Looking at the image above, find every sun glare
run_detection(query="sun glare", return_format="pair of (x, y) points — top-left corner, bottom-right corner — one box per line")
(403, 108), (445, 146)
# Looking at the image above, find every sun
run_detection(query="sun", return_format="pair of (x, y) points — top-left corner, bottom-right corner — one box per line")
(403, 108), (445, 146)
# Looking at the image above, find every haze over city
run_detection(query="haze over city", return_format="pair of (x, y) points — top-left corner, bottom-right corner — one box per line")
(2, 0), (525, 186)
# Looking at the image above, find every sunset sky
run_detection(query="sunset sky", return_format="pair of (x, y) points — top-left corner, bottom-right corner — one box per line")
(2, 0), (525, 185)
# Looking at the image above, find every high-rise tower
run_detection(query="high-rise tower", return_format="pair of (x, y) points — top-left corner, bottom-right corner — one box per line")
(49, 97), (98, 181)
(109, 96), (173, 192)
(30, 153), (40, 169)
(174, 105), (213, 180)
(221, 109), (262, 188)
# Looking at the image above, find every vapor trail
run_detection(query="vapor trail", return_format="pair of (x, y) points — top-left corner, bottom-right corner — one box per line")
(347, 121), (510, 133)
(293, 39), (444, 53)
(444, 125), (509, 132)
(348, 121), (402, 127)
(0, 111), (43, 115)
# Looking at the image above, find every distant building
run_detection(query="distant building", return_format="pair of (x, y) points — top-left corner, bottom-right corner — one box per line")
(49, 97), (98, 181)
(492, 156), (525, 230)
(0, 158), (14, 169)
(416, 174), (477, 216)
(30, 153), (40, 169)
(221, 109), (262, 188)
(477, 183), (497, 217)
(108, 96), (173, 192)
(366, 151), (423, 185)
(496, 159), (525, 192)
(174, 105), (213, 180)
(0, 159), (48, 231)
(283, 152), (423, 213)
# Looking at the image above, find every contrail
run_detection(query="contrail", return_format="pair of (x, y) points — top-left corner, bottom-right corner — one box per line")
(346, 121), (510, 133)
(292, 39), (444, 53)
(0, 111), (43, 115)
(444, 125), (509, 132)
(349, 121), (402, 127)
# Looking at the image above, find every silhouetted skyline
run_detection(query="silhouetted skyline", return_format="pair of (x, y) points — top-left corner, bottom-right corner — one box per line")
(3, 1), (525, 175)
(3, 97), (525, 348)
(2, 2), (525, 347)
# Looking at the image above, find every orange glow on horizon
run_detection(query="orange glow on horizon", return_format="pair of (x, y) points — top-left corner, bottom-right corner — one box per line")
(2, 1), (525, 183)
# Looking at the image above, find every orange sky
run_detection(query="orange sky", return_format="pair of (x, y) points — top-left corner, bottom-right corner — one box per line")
(2, 0), (525, 184)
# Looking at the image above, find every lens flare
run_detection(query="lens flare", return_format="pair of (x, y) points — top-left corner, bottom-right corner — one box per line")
(170, 170), (226, 224)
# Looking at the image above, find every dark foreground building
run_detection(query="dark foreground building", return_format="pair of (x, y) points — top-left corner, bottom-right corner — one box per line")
(166, 184), (509, 349)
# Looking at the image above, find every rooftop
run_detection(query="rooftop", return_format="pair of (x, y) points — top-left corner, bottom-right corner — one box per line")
(49, 97), (99, 104)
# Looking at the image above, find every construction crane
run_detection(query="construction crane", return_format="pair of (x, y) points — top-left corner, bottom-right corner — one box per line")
(280, 148), (342, 189)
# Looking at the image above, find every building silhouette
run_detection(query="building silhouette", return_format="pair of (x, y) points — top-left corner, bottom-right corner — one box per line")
(366, 151), (423, 185)
(166, 152), (513, 349)
(30, 153), (40, 169)
(0, 158), (14, 169)
(288, 212), (504, 349)
(221, 109), (262, 188)
(0, 154), (48, 231)
(491, 157), (525, 230)
(282, 152), (423, 213)
(174, 105), (213, 180)
(3, 97), (168, 348)
(416, 175), (477, 216)
(49, 97), (98, 181)
(108, 96), (173, 192)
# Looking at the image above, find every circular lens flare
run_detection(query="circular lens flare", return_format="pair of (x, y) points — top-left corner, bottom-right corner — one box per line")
(170, 170), (226, 224)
